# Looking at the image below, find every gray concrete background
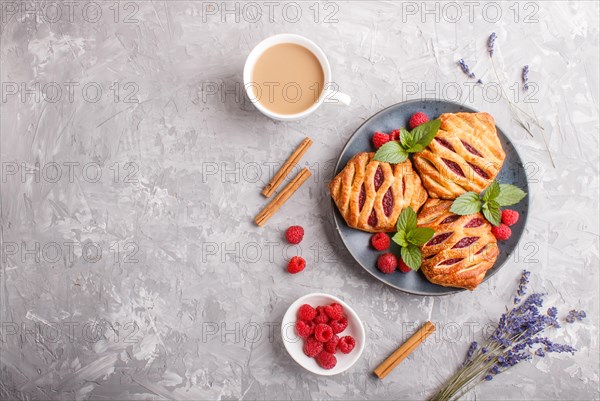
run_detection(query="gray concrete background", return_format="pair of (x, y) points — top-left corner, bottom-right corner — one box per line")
(1, 1), (598, 400)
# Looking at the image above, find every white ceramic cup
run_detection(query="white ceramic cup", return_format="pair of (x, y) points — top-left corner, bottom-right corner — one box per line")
(243, 34), (351, 121)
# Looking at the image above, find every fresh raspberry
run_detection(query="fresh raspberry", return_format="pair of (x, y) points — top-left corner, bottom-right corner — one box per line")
(313, 307), (330, 325)
(303, 336), (323, 357)
(295, 320), (314, 338)
(371, 232), (390, 251)
(314, 323), (334, 343)
(372, 131), (390, 149)
(298, 304), (317, 321)
(389, 129), (401, 141)
(287, 256), (306, 274)
(324, 334), (339, 353)
(316, 351), (337, 369)
(324, 303), (345, 321)
(337, 336), (356, 354)
(330, 317), (348, 334)
(398, 258), (412, 273)
(409, 112), (430, 129)
(285, 225), (304, 244)
(501, 209), (519, 226)
(377, 253), (397, 274)
(491, 224), (512, 241)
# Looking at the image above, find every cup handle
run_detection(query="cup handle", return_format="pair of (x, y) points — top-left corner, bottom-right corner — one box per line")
(324, 89), (351, 106)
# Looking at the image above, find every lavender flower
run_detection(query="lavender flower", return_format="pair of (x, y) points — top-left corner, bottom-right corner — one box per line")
(488, 32), (497, 56)
(458, 59), (475, 78)
(566, 309), (587, 324)
(430, 270), (581, 401)
(467, 341), (478, 356)
(463, 341), (478, 366)
(457, 59), (483, 84)
(540, 339), (576, 354)
(522, 65), (530, 91)
(514, 270), (530, 303)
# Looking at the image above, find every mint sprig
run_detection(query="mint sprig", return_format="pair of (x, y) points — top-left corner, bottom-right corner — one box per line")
(450, 180), (527, 226)
(392, 207), (435, 271)
(374, 119), (441, 164)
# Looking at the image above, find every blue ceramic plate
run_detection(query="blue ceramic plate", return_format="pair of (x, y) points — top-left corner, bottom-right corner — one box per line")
(331, 100), (529, 296)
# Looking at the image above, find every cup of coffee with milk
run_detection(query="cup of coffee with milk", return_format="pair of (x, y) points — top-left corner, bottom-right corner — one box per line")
(244, 34), (351, 121)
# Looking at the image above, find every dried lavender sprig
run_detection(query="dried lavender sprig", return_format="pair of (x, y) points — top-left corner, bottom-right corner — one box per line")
(566, 309), (587, 324)
(463, 341), (478, 365)
(429, 271), (580, 401)
(488, 32), (497, 57)
(514, 270), (530, 304)
(458, 59), (475, 78)
(522, 65), (530, 91)
(490, 58), (542, 132)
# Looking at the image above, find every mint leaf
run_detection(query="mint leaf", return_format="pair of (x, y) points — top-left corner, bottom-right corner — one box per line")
(396, 207), (417, 232)
(374, 141), (409, 164)
(496, 184), (527, 206)
(406, 227), (435, 246)
(450, 192), (482, 215)
(483, 180), (501, 201)
(482, 200), (501, 226)
(392, 231), (408, 247)
(401, 244), (422, 271)
(412, 119), (441, 148)
(406, 143), (425, 153)
(380, 119), (441, 161)
(400, 129), (414, 149)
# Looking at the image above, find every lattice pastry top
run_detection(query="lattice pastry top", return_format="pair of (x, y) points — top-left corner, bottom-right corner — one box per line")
(329, 152), (427, 233)
(413, 112), (506, 199)
(417, 198), (499, 290)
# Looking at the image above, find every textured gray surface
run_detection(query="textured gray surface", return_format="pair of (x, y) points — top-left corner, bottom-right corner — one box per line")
(0, 1), (598, 400)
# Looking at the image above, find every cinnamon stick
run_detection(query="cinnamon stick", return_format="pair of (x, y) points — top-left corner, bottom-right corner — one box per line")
(255, 167), (312, 227)
(373, 321), (435, 379)
(262, 137), (313, 198)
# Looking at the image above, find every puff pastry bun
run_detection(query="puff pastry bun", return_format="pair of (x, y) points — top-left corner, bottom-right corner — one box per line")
(417, 198), (499, 290)
(413, 112), (505, 199)
(329, 152), (427, 233)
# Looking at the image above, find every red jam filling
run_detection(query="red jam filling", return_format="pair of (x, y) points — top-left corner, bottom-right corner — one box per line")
(358, 184), (366, 211)
(452, 236), (480, 249)
(435, 137), (456, 152)
(440, 215), (460, 224)
(438, 258), (464, 266)
(464, 218), (484, 228)
(426, 232), (452, 246)
(468, 162), (490, 179)
(442, 158), (465, 177)
(475, 246), (487, 255)
(374, 166), (384, 191)
(461, 140), (483, 157)
(382, 188), (394, 216)
(368, 209), (378, 227)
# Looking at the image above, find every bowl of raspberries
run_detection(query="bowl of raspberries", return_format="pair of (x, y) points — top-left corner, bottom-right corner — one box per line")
(281, 293), (365, 375)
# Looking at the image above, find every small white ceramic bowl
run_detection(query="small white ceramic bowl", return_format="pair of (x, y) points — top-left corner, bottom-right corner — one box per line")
(281, 293), (366, 376)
